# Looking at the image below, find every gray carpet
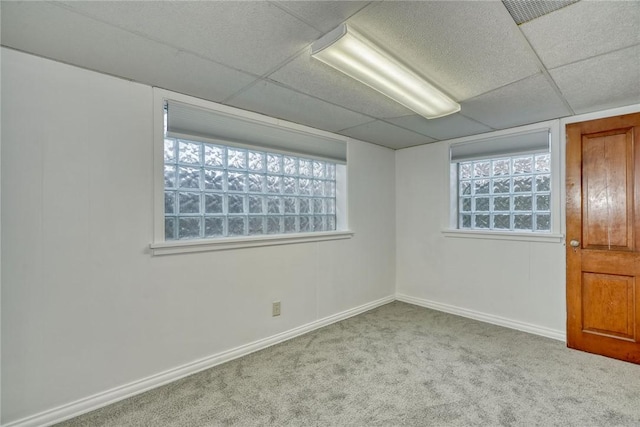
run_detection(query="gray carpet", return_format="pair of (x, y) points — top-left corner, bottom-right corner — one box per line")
(57, 302), (640, 426)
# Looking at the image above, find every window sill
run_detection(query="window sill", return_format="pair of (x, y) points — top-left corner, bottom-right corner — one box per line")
(149, 230), (354, 256)
(442, 229), (564, 243)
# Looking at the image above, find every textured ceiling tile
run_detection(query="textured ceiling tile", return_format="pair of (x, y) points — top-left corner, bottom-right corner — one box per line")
(269, 52), (414, 119)
(339, 121), (436, 149)
(3, 0), (637, 150)
(386, 114), (493, 141)
(521, 1), (640, 69)
(58, 1), (321, 75)
(226, 80), (373, 133)
(272, 1), (369, 33)
(347, 1), (541, 101)
(157, 52), (258, 104)
(0, 2), (255, 102)
(461, 74), (572, 129)
(550, 45), (640, 114)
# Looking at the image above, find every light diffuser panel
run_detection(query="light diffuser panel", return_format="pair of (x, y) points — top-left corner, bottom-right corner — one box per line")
(311, 25), (460, 119)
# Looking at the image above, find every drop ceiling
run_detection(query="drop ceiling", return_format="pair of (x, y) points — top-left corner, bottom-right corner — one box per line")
(2, 1), (639, 149)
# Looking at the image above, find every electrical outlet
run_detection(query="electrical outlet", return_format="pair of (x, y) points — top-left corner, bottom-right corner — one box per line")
(272, 301), (281, 317)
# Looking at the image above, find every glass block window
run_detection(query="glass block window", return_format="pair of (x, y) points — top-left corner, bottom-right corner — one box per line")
(164, 137), (337, 240)
(457, 153), (551, 232)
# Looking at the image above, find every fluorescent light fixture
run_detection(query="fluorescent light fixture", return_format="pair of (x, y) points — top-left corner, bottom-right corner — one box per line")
(311, 24), (460, 119)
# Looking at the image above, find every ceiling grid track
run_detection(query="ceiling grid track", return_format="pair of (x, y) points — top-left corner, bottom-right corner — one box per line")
(4, 0), (635, 149)
(515, 34), (576, 116)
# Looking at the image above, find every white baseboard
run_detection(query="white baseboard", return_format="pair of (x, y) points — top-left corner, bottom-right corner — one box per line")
(396, 293), (566, 342)
(3, 294), (564, 426)
(4, 295), (395, 427)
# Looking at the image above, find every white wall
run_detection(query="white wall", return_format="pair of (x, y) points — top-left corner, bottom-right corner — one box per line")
(0, 13), (3, 422)
(0, 48), (396, 424)
(395, 104), (640, 341)
(395, 131), (567, 338)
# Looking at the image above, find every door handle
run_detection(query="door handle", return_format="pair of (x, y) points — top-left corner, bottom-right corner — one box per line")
(570, 239), (580, 252)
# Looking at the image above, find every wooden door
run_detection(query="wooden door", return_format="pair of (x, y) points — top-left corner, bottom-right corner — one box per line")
(566, 112), (640, 364)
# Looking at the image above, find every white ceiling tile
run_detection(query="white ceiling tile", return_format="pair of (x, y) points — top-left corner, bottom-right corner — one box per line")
(272, 1), (369, 33)
(462, 74), (572, 129)
(2, 0), (637, 149)
(339, 121), (436, 149)
(347, 1), (541, 101)
(226, 80), (373, 133)
(521, 1), (640, 69)
(550, 45), (640, 114)
(269, 52), (414, 119)
(386, 114), (493, 141)
(1, 2), (256, 102)
(57, 1), (321, 75)
(157, 52), (258, 104)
